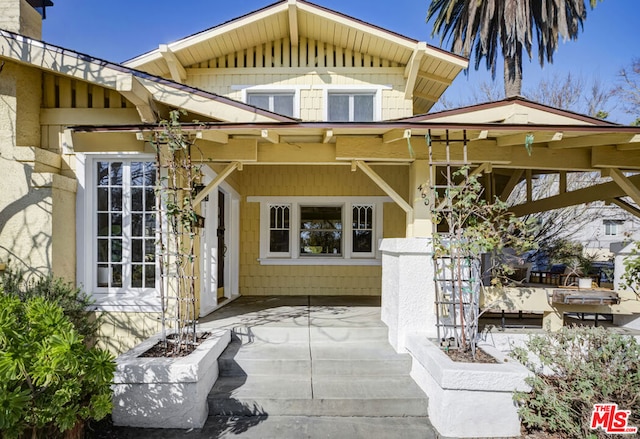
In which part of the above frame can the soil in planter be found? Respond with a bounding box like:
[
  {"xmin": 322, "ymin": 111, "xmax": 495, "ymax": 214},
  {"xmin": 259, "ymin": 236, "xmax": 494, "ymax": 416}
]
[
  {"xmin": 140, "ymin": 332, "xmax": 211, "ymax": 358},
  {"xmin": 444, "ymin": 346, "xmax": 499, "ymax": 363}
]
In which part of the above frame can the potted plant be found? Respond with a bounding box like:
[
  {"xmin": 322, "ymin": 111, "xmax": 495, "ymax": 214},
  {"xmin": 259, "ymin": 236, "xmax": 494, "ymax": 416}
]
[
  {"xmin": 110, "ymin": 111, "xmax": 231, "ymax": 429},
  {"xmin": 576, "ymin": 253, "xmax": 596, "ymax": 289}
]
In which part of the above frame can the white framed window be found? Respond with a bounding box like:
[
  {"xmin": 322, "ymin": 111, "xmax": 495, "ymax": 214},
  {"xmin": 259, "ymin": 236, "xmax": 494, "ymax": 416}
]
[
  {"xmin": 251, "ymin": 196, "xmax": 388, "ymax": 265},
  {"xmin": 267, "ymin": 204, "xmax": 291, "ymax": 257},
  {"xmin": 247, "ymin": 92, "xmax": 295, "ymax": 117},
  {"xmin": 604, "ymin": 220, "xmax": 621, "ymax": 236},
  {"xmin": 327, "ymin": 92, "xmax": 375, "ymax": 121},
  {"xmin": 77, "ymin": 154, "xmax": 161, "ymax": 312}
]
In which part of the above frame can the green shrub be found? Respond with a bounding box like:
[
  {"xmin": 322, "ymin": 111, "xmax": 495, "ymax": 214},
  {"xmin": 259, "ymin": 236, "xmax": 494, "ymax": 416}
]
[
  {"xmin": 1, "ymin": 267, "xmax": 98, "ymax": 341},
  {"xmin": 0, "ymin": 290, "xmax": 115, "ymax": 438},
  {"xmin": 512, "ymin": 326, "xmax": 640, "ymax": 438}
]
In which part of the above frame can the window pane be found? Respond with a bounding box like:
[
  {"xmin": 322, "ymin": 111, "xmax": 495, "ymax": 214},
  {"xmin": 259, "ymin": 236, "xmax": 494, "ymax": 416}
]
[
  {"xmin": 110, "ymin": 188, "xmax": 122, "ymax": 211},
  {"xmin": 97, "ymin": 188, "xmax": 109, "ymax": 211},
  {"xmin": 145, "ymin": 239, "xmax": 156, "ymax": 262},
  {"xmin": 301, "ymin": 206, "xmax": 342, "ymax": 230},
  {"xmin": 300, "ymin": 207, "xmax": 342, "ymax": 255},
  {"xmin": 270, "ymin": 230, "xmax": 290, "ymax": 253},
  {"xmin": 145, "ymin": 188, "xmax": 155, "ymax": 211},
  {"xmin": 353, "ymin": 205, "xmax": 373, "ymax": 229},
  {"xmin": 132, "ymin": 239, "xmax": 143, "ymax": 262},
  {"xmin": 131, "ymin": 188, "xmax": 143, "ymax": 212},
  {"xmin": 97, "ymin": 213, "xmax": 109, "ymax": 236},
  {"xmin": 97, "ymin": 264, "xmax": 109, "ymax": 287},
  {"xmin": 328, "ymin": 95, "xmax": 349, "ymax": 121},
  {"xmin": 273, "ymin": 95, "xmax": 294, "ymax": 117},
  {"xmin": 110, "ymin": 162, "xmax": 122, "ymax": 185},
  {"xmin": 354, "ymin": 95, "xmax": 374, "ymax": 121},
  {"xmin": 144, "ymin": 213, "xmax": 156, "ymax": 237},
  {"xmin": 132, "ymin": 213, "xmax": 143, "ymax": 237},
  {"xmin": 145, "ymin": 265, "xmax": 156, "ymax": 288},
  {"xmin": 131, "ymin": 162, "xmax": 144, "ymax": 186},
  {"xmin": 111, "ymin": 213, "xmax": 122, "ymax": 236},
  {"xmin": 112, "ymin": 265, "xmax": 122, "ymax": 287},
  {"xmin": 353, "ymin": 230, "xmax": 373, "ymax": 253},
  {"xmin": 248, "ymin": 94, "xmax": 269, "ymax": 111},
  {"xmin": 97, "ymin": 239, "xmax": 108, "ymax": 262},
  {"xmin": 97, "ymin": 162, "xmax": 110, "ymax": 186},
  {"xmin": 132, "ymin": 265, "xmax": 143, "ymax": 288},
  {"xmin": 144, "ymin": 162, "xmax": 156, "ymax": 186},
  {"xmin": 111, "ymin": 239, "xmax": 122, "ymax": 263}
]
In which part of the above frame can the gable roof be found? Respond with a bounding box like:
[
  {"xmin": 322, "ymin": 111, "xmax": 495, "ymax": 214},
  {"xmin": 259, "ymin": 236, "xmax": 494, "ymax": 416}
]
[
  {"xmin": 0, "ymin": 29, "xmax": 296, "ymax": 123},
  {"xmin": 123, "ymin": 0, "xmax": 468, "ymax": 113},
  {"xmin": 399, "ymin": 96, "xmax": 616, "ymax": 126}
]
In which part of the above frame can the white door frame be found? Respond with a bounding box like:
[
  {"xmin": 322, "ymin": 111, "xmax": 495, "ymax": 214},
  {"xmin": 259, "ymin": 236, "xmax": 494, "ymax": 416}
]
[{"xmin": 199, "ymin": 167, "xmax": 240, "ymax": 317}]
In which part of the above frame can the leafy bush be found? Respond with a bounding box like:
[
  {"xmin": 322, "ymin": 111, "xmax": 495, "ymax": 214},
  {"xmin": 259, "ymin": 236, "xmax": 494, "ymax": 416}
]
[
  {"xmin": 512, "ymin": 326, "xmax": 640, "ymax": 438},
  {"xmin": 0, "ymin": 290, "xmax": 115, "ymax": 438},
  {"xmin": 621, "ymin": 241, "xmax": 640, "ymax": 294},
  {"xmin": 1, "ymin": 267, "xmax": 98, "ymax": 341}
]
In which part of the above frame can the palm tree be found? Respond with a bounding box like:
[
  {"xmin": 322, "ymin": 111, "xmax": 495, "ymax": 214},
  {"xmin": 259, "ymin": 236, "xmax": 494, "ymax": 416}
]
[{"xmin": 427, "ymin": 0, "xmax": 601, "ymax": 97}]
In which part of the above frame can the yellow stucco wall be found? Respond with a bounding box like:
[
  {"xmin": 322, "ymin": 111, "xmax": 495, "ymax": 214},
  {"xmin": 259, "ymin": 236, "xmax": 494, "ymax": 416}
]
[
  {"xmin": 95, "ymin": 311, "xmax": 162, "ymax": 355},
  {"xmin": 237, "ymin": 164, "xmax": 407, "ymax": 296},
  {"xmin": 0, "ymin": 61, "xmax": 78, "ymax": 281}
]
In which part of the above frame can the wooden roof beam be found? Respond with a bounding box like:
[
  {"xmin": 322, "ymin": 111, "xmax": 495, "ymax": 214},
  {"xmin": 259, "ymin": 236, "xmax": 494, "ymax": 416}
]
[
  {"xmin": 496, "ymin": 131, "xmax": 561, "ymax": 147},
  {"xmin": 323, "ymin": 129, "xmax": 334, "ymax": 144},
  {"xmin": 593, "ymin": 146, "xmax": 640, "ymax": 169},
  {"xmin": 510, "ymin": 175, "xmax": 640, "ymax": 217},
  {"xmin": 196, "ymin": 130, "xmax": 229, "ymax": 144},
  {"xmin": 261, "ymin": 129, "xmax": 280, "ymax": 144},
  {"xmin": 404, "ymin": 42, "xmax": 426, "ymax": 99},
  {"xmin": 288, "ymin": 0, "xmax": 299, "ymax": 46},
  {"xmin": 610, "ymin": 198, "xmax": 640, "ymax": 219},
  {"xmin": 413, "ymin": 90, "xmax": 440, "ymax": 103},
  {"xmin": 547, "ymin": 133, "xmax": 638, "ymax": 150},
  {"xmin": 499, "ymin": 169, "xmax": 524, "ymax": 201},
  {"xmin": 194, "ymin": 162, "xmax": 240, "ymax": 205},
  {"xmin": 416, "ymin": 70, "xmax": 453, "ymax": 85},
  {"xmin": 603, "ymin": 168, "xmax": 640, "ymax": 207},
  {"xmin": 159, "ymin": 44, "xmax": 187, "ymax": 82},
  {"xmin": 116, "ymin": 74, "xmax": 157, "ymax": 123},
  {"xmin": 382, "ymin": 129, "xmax": 411, "ymax": 144}
]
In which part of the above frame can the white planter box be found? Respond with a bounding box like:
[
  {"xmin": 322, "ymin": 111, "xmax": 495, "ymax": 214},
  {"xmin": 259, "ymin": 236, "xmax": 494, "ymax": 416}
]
[
  {"xmin": 112, "ymin": 329, "xmax": 231, "ymax": 429},
  {"xmin": 406, "ymin": 335, "xmax": 531, "ymax": 438}
]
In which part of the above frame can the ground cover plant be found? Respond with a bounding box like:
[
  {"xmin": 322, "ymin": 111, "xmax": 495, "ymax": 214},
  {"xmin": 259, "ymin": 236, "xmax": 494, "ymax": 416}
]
[{"xmin": 511, "ymin": 326, "xmax": 640, "ymax": 438}]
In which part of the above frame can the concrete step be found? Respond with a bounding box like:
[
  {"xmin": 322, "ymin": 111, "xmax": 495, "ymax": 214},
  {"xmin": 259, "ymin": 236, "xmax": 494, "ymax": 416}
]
[
  {"xmin": 218, "ymin": 337, "xmax": 412, "ymax": 377},
  {"xmin": 202, "ymin": 415, "xmax": 437, "ymax": 439},
  {"xmin": 230, "ymin": 325, "xmax": 390, "ymax": 344},
  {"xmin": 208, "ymin": 375, "xmax": 428, "ymax": 417}
]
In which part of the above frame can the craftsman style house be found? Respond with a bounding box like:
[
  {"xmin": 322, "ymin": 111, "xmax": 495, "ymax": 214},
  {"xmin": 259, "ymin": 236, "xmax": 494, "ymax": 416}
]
[{"xmin": 2, "ymin": 0, "xmax": 640, "ymax": 352}]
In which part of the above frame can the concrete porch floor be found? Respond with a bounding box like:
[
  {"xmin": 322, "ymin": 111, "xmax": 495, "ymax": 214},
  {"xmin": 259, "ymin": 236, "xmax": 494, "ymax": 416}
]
[{"xmin": 101, "ymin": 296, "xmax": 439, "ymax": 439}]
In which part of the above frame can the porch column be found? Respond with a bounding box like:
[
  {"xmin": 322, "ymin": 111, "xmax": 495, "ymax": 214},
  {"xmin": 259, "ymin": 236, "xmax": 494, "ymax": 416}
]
[
  {"xmin": 380, "ymin": 238, "xmax": 436, "ymax": 352},
  {"xmin": 408, "ymin": 159, "xmax": 432, "ymax": 238}
]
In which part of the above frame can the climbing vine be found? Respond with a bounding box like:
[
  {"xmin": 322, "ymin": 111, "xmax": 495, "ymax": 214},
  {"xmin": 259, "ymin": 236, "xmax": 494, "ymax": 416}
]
[{"xmin": 152, "ymin": 110, "xmax": 203, "ymax": 355}]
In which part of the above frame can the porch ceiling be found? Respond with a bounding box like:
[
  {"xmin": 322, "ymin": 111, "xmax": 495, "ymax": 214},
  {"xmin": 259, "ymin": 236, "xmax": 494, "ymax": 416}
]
[
  {"xmin": 69, "ymin": 121, "xmax": 640, "ymax": 218},
  {"xmin": 70, "ymin": 121, "xmax": 640, "ymax": 171}
]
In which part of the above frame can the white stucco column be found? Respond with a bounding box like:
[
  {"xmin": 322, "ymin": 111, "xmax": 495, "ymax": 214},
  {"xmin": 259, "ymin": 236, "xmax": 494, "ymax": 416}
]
[
  {"xmin": 380, "ymin": 237, "xmax": 437, "ymax": 352},
  {"xmin": 407, "ymin": 160, "xmax": 432, "ymax": 238},
  {"xmin": 613, "ymin": 243, "xmax": 640, "ymax": 330}
]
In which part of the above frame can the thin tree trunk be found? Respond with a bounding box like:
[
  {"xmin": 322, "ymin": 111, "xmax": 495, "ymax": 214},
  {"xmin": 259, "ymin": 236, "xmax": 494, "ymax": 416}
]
[{"xmin": 503, "ymin": 48, "xmax": 523, "ymax": 97}]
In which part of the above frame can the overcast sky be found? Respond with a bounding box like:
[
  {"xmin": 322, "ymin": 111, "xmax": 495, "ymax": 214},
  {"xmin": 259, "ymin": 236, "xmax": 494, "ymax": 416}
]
[{"xmin": 41, "ymin": 0, "xmax": 639, "ymax": 123}]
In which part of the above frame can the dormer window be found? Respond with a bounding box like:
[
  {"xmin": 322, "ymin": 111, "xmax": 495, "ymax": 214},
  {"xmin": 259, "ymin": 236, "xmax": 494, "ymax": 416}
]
[{"xmin": 328, "ymin": 92, "xmax": 375, "ymax": 122}]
